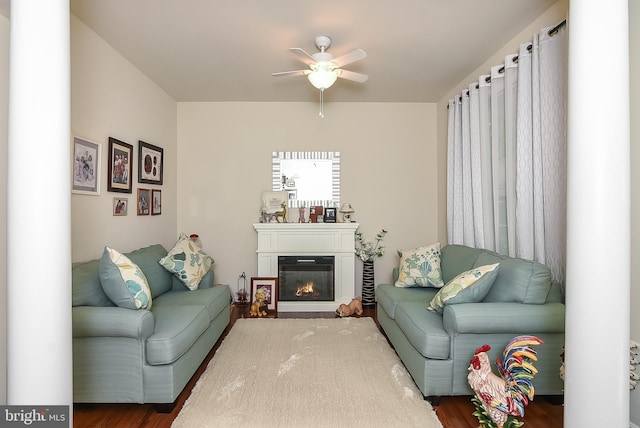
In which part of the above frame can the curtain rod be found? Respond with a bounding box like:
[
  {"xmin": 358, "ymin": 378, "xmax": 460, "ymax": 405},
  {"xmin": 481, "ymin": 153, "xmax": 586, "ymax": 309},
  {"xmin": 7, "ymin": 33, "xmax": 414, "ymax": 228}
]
[
  {"xmin": 451, "ymin": 18, "xmax": 567, "ymax": 105},
  {"xmin": 482, "ymin": 19, "xmax": 567, "ymax": 85}
]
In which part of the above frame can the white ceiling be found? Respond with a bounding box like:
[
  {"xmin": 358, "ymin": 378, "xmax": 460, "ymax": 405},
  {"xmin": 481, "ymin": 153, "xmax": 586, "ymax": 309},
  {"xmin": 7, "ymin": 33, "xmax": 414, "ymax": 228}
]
[{"xmin": 1, "ymin": 0, "xmax": 560, "ymax": 102}]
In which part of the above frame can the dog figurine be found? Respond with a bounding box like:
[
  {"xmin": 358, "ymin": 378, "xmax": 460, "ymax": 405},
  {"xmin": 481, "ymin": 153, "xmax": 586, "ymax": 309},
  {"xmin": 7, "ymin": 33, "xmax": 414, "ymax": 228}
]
[
  {"xmin": 250, "ymin": 288, "xmax": 268, "ymax": 317},
  {"xmin": 336, "ymin": 297, "xmax": 364, "ymax": 317}
]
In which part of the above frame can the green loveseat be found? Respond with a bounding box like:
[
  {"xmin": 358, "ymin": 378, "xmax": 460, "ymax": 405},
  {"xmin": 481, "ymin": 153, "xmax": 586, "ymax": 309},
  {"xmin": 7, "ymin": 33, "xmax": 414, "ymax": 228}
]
[
  {"xmin": 376, "ymin": 244, "xmax": 565, "ymax": 400},
  {"xmin": 72, "ymin": 244, "xmax": 231, "ymax": 407}
]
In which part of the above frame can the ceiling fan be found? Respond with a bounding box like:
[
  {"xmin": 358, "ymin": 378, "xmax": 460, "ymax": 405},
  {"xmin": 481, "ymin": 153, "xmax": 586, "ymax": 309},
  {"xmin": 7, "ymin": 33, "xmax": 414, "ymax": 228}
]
[{"xmin": 272, "ymin": 35, "xmax": 368, "ymax": 117}]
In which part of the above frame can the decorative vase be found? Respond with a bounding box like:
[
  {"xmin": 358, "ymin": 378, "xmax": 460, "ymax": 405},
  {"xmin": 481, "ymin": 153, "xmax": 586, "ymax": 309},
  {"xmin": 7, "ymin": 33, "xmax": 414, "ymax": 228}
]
[{"xmin": 362, "ymin": 260, "xmax": 375, "ymax": 308}]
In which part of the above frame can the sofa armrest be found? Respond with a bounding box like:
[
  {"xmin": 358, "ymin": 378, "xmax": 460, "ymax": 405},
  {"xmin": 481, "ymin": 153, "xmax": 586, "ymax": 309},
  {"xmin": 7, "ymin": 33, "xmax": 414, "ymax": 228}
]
[
  {"xmin": 72, "ymin": 306, "xmax": 155, "ymax": 339},
  {"xmin": 442, "ymin": 302, "xmax": 565, "ymax": 334}
]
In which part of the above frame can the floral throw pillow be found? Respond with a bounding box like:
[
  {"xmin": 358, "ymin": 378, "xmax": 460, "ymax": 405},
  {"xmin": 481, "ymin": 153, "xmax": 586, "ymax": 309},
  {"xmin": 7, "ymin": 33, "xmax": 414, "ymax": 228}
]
[
  {"xmin": 427, "ymin": 263, "xmax": 500, "ymax": 313},
  {"xmin": 159, "ymin": 233, "xmax": 214, "ymax": 290},
  {"xmin": 99, "ymin": 247, "xmax": 152, "ymax": 310},
  {"xmin": 394, "ymin": 243, "xmax": 444, "ymax": 288}
]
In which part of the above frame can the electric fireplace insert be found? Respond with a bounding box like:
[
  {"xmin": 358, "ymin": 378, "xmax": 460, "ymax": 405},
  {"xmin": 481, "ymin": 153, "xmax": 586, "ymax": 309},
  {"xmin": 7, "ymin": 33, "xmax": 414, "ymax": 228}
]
[{"xmin": 278, "ymin": 255, "xmax": 335, "ymax": 301}]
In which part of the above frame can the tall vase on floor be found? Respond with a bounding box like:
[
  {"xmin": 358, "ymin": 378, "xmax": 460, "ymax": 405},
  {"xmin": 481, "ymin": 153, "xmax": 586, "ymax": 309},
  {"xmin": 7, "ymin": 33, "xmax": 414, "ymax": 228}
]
[
  {"xmin": 361, "ymin": 260, "xmax": 376, "ymax": 308},
  {"xmin": 355, "ymin": 228, "xmax": 388, "ymax": 309}
]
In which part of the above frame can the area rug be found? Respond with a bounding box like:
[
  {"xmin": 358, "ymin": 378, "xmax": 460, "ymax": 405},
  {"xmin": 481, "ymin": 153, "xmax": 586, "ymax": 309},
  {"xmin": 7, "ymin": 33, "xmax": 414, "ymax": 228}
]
[{"xmin": 172, "ymin": 317, "xmax": 443, "ymax": 428}]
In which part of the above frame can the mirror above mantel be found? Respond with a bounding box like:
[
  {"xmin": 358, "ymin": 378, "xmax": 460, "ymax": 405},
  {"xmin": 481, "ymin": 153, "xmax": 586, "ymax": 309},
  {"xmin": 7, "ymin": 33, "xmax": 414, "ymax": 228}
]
[{"xmin": 272, "ymin": 151, "xmax": 340, "ymax": 208}]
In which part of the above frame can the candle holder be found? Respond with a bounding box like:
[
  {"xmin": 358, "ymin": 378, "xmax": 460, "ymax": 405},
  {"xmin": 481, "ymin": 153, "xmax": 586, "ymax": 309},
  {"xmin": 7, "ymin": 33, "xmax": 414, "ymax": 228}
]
[{"xmin": 236, "ymin": 272, "xmax": 249, "ymax": 307}]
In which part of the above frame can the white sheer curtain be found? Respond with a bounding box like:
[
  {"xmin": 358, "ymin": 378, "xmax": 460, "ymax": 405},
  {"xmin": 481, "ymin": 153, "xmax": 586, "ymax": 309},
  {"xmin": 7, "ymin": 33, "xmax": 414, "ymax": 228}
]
[{"xmin": 447, "ymin": 22, "xmax": 567, "ymax": 282}]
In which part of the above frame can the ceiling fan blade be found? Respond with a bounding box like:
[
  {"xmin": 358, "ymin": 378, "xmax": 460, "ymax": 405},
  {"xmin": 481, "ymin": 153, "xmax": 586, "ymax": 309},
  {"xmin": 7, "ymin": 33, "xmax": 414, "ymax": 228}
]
[
  {"xmin": 289, "ymin": 48, "xmax": 316, "ymax": 66},
  {"xmin": 337, "ymin": 69, "xmax": 368, "ymax": 83},
  {"xmin": 272, "ymin": 70, "xmax": 309, "ymax": 78},
  {"xmin": 331, "ymin": 49, "xmax": 367, "ymax": 68}
]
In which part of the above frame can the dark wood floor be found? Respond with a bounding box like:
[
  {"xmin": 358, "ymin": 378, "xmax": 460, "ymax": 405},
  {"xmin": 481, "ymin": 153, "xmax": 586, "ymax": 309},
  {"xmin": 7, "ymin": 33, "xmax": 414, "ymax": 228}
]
[{"xmin": 73, "ymin": 305, "xmax": 563, "ymax": 427}]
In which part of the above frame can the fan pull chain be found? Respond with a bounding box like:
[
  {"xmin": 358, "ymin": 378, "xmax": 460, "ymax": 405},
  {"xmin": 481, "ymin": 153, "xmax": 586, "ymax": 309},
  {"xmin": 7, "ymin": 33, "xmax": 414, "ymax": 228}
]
[{"xmin": 319, "ymin": 89, "xmax": 325, "ymax": 118}]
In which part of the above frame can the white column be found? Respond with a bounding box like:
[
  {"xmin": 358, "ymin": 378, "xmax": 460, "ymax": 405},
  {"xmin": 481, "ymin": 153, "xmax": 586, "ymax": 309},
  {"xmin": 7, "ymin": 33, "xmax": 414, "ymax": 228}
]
[
  {"xmin": 7, "ymin": 0, "xmax": 72, "ymax": 415},
  {"xmin": 565, "ymin": 2, "xmax": 630, "ymax": 427}
]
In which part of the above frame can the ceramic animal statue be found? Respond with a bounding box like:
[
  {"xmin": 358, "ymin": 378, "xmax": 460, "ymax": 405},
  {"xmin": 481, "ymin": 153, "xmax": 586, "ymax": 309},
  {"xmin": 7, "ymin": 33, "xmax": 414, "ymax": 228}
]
[
  {"xmin": 468, "ymin": 336, "xmax": 543, "ymax": 428},
  {"xmin": 250, "ymin": 288, "xmax": 268, "ymax": 317},
  {"xmin": 298, "ymin": 206, "xmax": 306, "ymax": 223},
  {"xmin": 335, "ymin": 297, "xmax": 364, "ymax": 317},
  {"xmin": 275, "ymin": 202, "xmax": 287, "ymax": 223}
]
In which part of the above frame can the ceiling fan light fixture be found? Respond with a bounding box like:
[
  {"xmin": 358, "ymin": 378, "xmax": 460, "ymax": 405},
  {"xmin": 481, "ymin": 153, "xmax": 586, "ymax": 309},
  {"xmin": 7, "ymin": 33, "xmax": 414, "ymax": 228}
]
[{"xmin": 307, "ymin": 63, "xmax": 338, "ymax": 90}]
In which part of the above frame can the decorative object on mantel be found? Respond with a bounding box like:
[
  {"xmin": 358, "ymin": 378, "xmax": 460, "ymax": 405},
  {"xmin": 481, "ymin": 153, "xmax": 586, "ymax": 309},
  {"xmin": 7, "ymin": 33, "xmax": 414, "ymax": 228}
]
[
  {"xmin": 298, "ymin": 206, "xmax": 306, "ymax": 223},
  {"xmin": 468, "ymin": 336, "xmax": 543, "ymax": 428},
  {"xmin": 355, "ymin": 228, "xmax": 388, "ymax": 308},
  {"xmin": 236, "ymin": 272, "xmax": 248, "ymax": 307},
  {"xmin": 275, "ymin": 202, "xmax": 288, "ymax": 223},
  {"xmin": 336, "ymin": 296, "xmax": 363, "ymax": 317},
  {"xmin": 340, "ymin": 203, "xmax": 354, "ymax": 222}
]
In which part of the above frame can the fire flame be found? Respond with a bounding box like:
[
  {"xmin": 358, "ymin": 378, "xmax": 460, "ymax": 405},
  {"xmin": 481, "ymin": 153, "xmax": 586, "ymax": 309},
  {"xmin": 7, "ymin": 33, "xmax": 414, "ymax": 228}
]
[{"xmin": 295, "ymin": 281, "xmax": 318, "ymax": 297}]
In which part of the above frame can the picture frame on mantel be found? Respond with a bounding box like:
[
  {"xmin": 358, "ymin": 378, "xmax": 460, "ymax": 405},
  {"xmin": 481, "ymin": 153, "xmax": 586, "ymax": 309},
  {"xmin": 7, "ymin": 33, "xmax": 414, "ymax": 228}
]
[
  {"xmin": 138, "ymin": 140, "xmax": 164, "ymax": 185},
  {"xmin": 324, "ymin": 207, "xmax": 337, "ymax": 223},
  {"xmin": 107, "ymin": 137, "xmax": 133, "ymax": 194}
]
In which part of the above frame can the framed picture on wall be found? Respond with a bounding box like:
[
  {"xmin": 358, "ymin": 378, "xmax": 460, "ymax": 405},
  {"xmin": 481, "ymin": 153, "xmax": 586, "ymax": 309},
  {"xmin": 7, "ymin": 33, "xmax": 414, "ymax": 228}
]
[
  {"xmin": 113, "ymin": 197, "xmax": 128, "ymax": 216},
  {"xmin": 72, "ymin": 136, "xmax": 101, "ymax": 195},
  {"xmin": 151, "ymin": 189, "xmax": 162, "ymax": 215},
  {"xmin": 137, "ymin": 188, "xmax": 150, "ymax": 215},
  {"xmin": 107, "ymin": 137, "xmax": 133, "ymax": 193},
  {"xmin": 250, "ymin": 277, "xmax": 278, "ymax": 314},
  {"xmin": 138, "ymin": 141, "xmax": 164, "ymax": 185}
]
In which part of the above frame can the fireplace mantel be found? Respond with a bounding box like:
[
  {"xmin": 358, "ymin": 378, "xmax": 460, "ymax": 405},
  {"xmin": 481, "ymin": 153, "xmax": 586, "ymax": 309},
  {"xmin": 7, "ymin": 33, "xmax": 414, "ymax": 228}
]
[{"xmin": 253, "ymin": 223, "xmax": 359, "ymax": 312}]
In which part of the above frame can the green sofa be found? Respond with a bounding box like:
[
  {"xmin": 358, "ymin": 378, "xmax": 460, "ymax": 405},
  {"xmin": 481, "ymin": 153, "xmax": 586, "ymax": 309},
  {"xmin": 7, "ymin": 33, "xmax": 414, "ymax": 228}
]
[
  {"xmin": 376, "ymin": 244, "xmax": 565, "ymax": 400},
  {"xmin": 72, "ymin": 244, "xmax": 231, "ymax": 407}
]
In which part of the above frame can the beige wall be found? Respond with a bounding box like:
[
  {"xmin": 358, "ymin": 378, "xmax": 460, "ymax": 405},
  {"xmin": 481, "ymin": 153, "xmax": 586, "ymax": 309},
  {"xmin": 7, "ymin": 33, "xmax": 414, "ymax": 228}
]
[
  {"xmin": 177, "ymin": 102, "xmax": 438, "ymax": 291},
  {"xmin": 0, "ymin": 13, "xmax": 8, "ymax": 405},
  {"xmin": 70, "ymin": 15, "xmax": 178, "ymax": 261}
]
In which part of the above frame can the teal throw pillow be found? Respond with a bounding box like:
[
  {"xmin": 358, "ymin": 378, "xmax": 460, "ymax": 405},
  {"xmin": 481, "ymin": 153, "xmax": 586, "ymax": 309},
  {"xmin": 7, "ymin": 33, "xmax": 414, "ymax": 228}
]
[
  {"xmin": 99, "ymin": 246, "xmax": 152, "ymax": 310},
  {"xmin": 427, "ymin": 263, "xmax": 500, "ymax": 313},
  {"xmin": 395, "ymin": 243, "xmax": 444, "ymax": 288},
  {"xmin": 159, "ymin": 233, "xmax": 214, "ymax": 290}
]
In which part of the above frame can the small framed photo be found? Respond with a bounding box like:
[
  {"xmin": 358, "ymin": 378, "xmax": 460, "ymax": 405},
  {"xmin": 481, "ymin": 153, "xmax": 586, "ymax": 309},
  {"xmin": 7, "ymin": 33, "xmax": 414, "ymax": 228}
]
[
  {"xmin": 262, "ymin": 191, "xmax": 288, "ymax": 213},
  {"xmin": 250, "ymin": 277, "xmax": 278, "ymax": 314},
  {"xmin": 324, "ymin": 207, "xmax": 337, "ymax": 223},
  {"xmin": 151, "ymin": 189, "xmax": 162, "ymax": 215},
  {"xmin": 113, "ymin": 198, "xmax": 128, "ymax": 216},
  {"xmin": 107, "ymin": 137, "xmax": 133, "ymax": 193},
  {"xmin": 72, "ymin": 136, "xmax": 101, "ymax": 195},
  {"xmin": 137, "ymin": 188, "xmax": 150, "ymax": 215},
  {"xmin": 138, "ymin": 141, "xmax": 164, "ymax": 185}
]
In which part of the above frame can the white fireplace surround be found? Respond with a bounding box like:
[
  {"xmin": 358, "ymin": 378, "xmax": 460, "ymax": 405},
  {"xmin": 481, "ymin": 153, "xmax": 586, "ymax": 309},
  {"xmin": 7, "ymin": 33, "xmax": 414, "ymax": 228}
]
[{"xmin": 253, "ymin": 222, "xmax": 359, "ymax": 312}]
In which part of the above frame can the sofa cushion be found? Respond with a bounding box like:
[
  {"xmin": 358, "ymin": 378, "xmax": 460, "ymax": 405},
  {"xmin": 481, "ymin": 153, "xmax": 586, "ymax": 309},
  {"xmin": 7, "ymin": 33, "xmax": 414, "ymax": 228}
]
[
  {"xmin": 72, "ymin": 258, "xmax": 113, "ymax": 307},
  {"xmin": 440, "ymin": 244, "xmax": 486, "ymax": 283},
  {"xmin": 146, "ymin": 305, "xmax": 210, "ymax": 365},
  {"xmin": 394, "ymin": 243, "xmax": 444, "ymax": 288},
  {"xmin": 153, "ymin": 284, "xmax": 231, "ymax": 322},
  {"xmin": 159, "ymin": 234, "xmax": 214, "ymax": 290},
  {"xmin": 473, "ymin": 253, "xmax": 552, "ymax": 304},
  {"xmin": 394, "ymin": 300, "xmax": 450, "ymax": 359},
  {"xmin": 377, "ymin": 284, "xmax": 438, "ymax": 319},
  {"xmin": 427, "ymin": 263, "xmax": 499, "ymax": 313},
  {"xmin": 99, "ymin": 247, "xmax": 152, "ymax": 310},
  {"xmin": 171, "ymin": 267, "xmax": 215, "ymax": 291},
  {"xmin": 127, "ymin": 244, "xmax": 173, "ymax": 297}
]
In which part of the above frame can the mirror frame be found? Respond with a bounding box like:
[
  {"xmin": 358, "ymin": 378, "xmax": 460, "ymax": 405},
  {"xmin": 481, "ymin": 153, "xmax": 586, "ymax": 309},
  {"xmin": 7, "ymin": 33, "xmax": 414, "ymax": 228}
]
[{"xmin": 272, "ymin": 151, "xmax": 340, "ymax": 208}]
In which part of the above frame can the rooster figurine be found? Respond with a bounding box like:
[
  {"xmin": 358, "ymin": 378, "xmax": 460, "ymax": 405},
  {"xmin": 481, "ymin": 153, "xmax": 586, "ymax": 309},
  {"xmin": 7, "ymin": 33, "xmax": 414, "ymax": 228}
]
[{"xmin": 468, "ymin": 335, "xmax": 543, "ymax": 428}]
